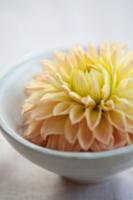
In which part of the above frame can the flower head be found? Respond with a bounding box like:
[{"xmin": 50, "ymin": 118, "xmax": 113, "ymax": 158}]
[{"xmin": 22, "ymin": 43, "xmax": 133, "ymax": 151}]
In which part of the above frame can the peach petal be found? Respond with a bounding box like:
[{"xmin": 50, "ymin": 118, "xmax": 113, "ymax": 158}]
[
  {"xmin": 113, "ymin": 128, "xmax": 128, "ymax": 148},
  {"xmin": 127, "ymin": 133, "xmax": 133, "ymax": 144},
  {"xmin": 23, "ymin": 121, "xmax": 42, "ymax": 139},
  {"xmin": 107, "ymin": 110, "xmax": 127, "ymax": 131},
  {"xmin": 64, "ymin": 118, "xmax": 78, "ymax": 144},
  {"xmin": 93, "ymin": 116, "xmax": 112, "ymax": 144},
  {"xmin": 91, "ymin": 137, "xmax": 114, "ymax": 152},
  {"xmin": 78, "ymin": 120, "xmax": 94, "ymax": 150},
  {"xmin": 98, "ymin": 137, "xmax": 114, "ymax": 150},
  {"xmin": 30, "ymin": 135, "xmax": 43, "ymax": 145},
  {"xmin": 90, "ymin": 140, "xmax": 102, "ymax": 152},
  {"xmin": 71, "ymin": 141, "xmax": 81, "ymax": 151},
  {"xmin": 86, "ymin": 108, "xmax": 101, "ymax": 130},
  {"xmin": 69, "ymin": 104, "xmax": 85, "ymax": 124},
  {"xmin": 45, "ymin": 135, "xmax": 56, "ymax": 149},
  {"xmin": 126, "ymin": 116, "xmax": 133, "ymax": 132},
  {"xmin": 41, "ymin": 116, "xmax": 66, "ymax": 139}
]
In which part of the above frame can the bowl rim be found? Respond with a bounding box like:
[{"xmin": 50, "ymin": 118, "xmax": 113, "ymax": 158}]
[{"xmin": 0, "ymin": 49, "xmax": 133, "ymax": 159}]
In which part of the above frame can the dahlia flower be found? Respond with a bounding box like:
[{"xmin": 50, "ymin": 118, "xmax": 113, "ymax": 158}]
[{"xmin": 22, "ymin": 43, "xmax": 133, "ymax": 152}]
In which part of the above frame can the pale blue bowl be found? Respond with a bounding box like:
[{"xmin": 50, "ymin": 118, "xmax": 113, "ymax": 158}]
[{"xmin": 0, "ymin": 51, "xmax": 133, "ymax": 183}]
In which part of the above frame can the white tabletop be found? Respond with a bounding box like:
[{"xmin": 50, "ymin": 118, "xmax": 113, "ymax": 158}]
[{"xmin": 0, "ymin": 0, "xmax": 133, "ymax": 199}]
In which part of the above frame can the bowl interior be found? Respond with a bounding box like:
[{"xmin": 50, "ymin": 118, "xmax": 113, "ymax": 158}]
[
  {"xmin": 1, "ymin": 51, "xmax": 133, "ymax": 160},
  {"xmin": 0, "ymin": 53, "xmax": 52, "ymax": 136}
]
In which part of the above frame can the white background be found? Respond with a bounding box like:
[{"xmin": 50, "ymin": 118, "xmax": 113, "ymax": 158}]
[{"xmin": 0, "ymin": 0, "xmax": 133, "ymax": 199}]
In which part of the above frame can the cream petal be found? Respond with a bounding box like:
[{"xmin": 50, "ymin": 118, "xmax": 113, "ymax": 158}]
[
  {"xmin": 81, "ymin": 96, "xmax": 96, "ymax": 107},
  {"xmin": 23, "ymin": 121, "xmax": 41, "ymax": 139},
  {"xmin": 78, "ymin": 120, "xmax": 94, "ymax": 150},
  {"xmin": 69, "ymin": 104, "xmax": 85, "ymax": 124},
  {"xmin": 25, "ymin": 91, "xmax": 43, "ymax": 104},
  {"xmin": 23, "ymin": 112, "xmax": 33, "ymax": 125},
  {"xmin": 100, "ymin": 42, "xmax": 110, "ymax": 65},
  {"xmin": 26, "ymin": 80, "xmax": 45, "ymax": 91},
  {"xmin": 54, "ymin": 51, "xmax": 73, "ymax": 73},
  {"xmin": 40, "ymin": 92, "xmax": 70, "ymax": 102},
  {"xmin": 42, "ymin": 72, "xmax": 62, "ymax": 88},
  {"xmin": 93, "ymin": 116, "xmax": 113, "ymax": 144},
  {"xmin": 54, "ymin": 51, "xmax": 65, "ymax": 61},
  {"xmin": 71, "ymin": 70, "xmax": 90, "ymax": 97},
  {"xmin": 88, "ymin": 43, "xmax": 99, "ymax": 62},
  {"xmin": 32, "ymin": 102, "xmax": 57, "ymax": 120},
  {"xmin": 53, "ymin": 102, "xmax": 71, "ymax": 116},
  {"xmin": 41, "ymin": 60, "xmax": 59, "ymax": 77},
  {"xmin": 102, "ymin": 99, "xmax": 115, "ymax": 111},
  {"xmin": 22, "ymin": 103, "xmax": 35, "ymax": 114},
  {"xmin": 85, "ymin": 108, "xmax": 101, "ymax": 130},
  {"xmin": 119, "ymin": 54, "xmax": 133, "ymax": 78},
  {"xmin": 110, "ymin": 43, "xmax": 126, "ymax": 66},
  {"xmin": 89, "ymin": 70, "xmax": 101, "ymax": 101},
  {"xmin": 116, "ymin": 78, "xmax": 133, "ymax": 97},
  {"xmin": 64, "ymin": 118, "xmax": 78, "ymax": 144},
  {"xmin": 98, "ymin": 65, "xmax": 111, "ymax": 100},
  {"xmin": 61, "ymin": 84, "xmax": 81, "ymax": 102},
  {"xmin": 69, "ymin": 91, "xmax": 82, "ymax": 102},
  {"xmin": 107, "ymin": 110, "xmax": 127, "ymax": 131},
  {"xmin": 41, "ymin": 116, "xmax": 66, "ymax": 139}
]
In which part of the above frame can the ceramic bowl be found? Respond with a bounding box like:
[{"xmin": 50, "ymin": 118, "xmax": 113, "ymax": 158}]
[{"xmin": 0, "ymin": 51, "xmax": 133, "ymax": 184}]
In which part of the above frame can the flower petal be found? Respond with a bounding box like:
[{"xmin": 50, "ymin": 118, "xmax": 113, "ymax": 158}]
[
  {"xmin": 126, "ymin": 116, "xmax": 133, "ymax": 132},
  {"xmin": 61, "ymin": 84, "xmax": 81, "ymax": 102},
  {"xmin": 53, "ymin": 102, "xmax": 71, "ymax": 116},
  {"xmin": 22, "ymin": 103, "xmax": 35, "ymax": 114},
  {"xmin": 91, "ymin": 137, "xmax": 114, "ymax": 152},
  {"xmin": 32, "ymin": 102, "xmax": 57, "ymax": 120},
  {"xmin": 64, "ymin": 118, "xmax": 78, "ymax": 144},
  {"xmin": 93, "ymin": 116, "xmax": 113, "ymax": 144},
  {"xmin": 41, "ymin": 116, "xmax": 66, "ymax": 139},
  {"xmin": 127, "ymin": 133, "xmax": 133, "ymax": 144},
  {"xmin": 23, "ymin": 121, "xmax": 42, "ymax": 139},
  {"xmin": 107, "ymin": 110, "xmax": 127, "ymax": 131},
  {"xmin": 69, "ymin": 104, "xmax": 85, "ymax": 124},
  {"xmin": 40, "ymin": 92, "xmax": 70, "ymax": 102},
  {"xmin": 85, "ymin": 108, "xmax": 101, "ymax": 130},
  {"xmin": 113, "ymin": 128, "xmax": 128, "ymax": 148},
  {"xmin": 78, "ymin": 120, "xmax": 94, "ymax": 150},
  {"xmin": 71, "ymin": 70, "xmax": 90, "ymax": 97},
  {"xmin": 81, "ymin": 96, "xmax": 96, "ymax": 107}
]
